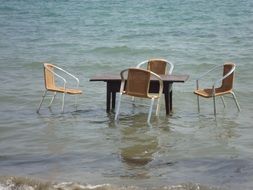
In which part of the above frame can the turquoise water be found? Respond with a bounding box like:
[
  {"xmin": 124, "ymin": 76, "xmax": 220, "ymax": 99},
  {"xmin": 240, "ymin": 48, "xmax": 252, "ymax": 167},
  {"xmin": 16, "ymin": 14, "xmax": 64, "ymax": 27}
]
[{"xmin": 0, "ymin": 0, "xmax": 253, "ymax": 189}]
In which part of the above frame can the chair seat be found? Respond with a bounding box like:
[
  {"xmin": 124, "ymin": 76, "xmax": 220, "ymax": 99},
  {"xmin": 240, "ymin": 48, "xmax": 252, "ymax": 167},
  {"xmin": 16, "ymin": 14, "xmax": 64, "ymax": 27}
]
[
  {"xmin": 123, "ymin": 91, "xmax": 159, "ymax": 99},
  {"xmin": 194, "ymin": 88, "xmax": 232, "ymax": 98},
  {"xmin": 48, "ymin": 87, "xmax": 82, "ymax": 94}
]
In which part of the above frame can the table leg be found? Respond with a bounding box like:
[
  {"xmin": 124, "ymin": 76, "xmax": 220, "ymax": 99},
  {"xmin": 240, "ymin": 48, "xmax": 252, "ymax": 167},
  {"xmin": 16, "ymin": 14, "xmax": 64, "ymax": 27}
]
[
  {"xmin": 106, "ymin": 81, "xmax": 120, "ymax": 112},
  {"xmin": 164, "ymin": 89, "xmax": 170, "ymax": 115},
  {"xmin": 164, "ymin": 83, "xmax": 173, "ymax": 115},
  {"xmin": 106, "ymin": 83, "xmax": 111, "ymax": 112},
  {"xmin": 170, "ymin": 89, "xmax": 172, "ymax": 111}
]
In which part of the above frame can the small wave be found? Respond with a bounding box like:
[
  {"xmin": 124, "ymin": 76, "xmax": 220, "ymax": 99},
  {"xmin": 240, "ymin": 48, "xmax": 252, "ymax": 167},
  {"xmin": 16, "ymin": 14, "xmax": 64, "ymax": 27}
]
[
  {"xmin": 0, "ymin": 6, "xmax": 17, "ymax": 12},
  {"xmin": 90, "ymin": 46, "xmax": 137, "ymax": 54},
  {"xmin": 24, "ymin": 62, "xmax": 44, "ymax": 69},
  {"xmin": 89, "ymin": 46, "xmax": 163, "ymax": 56},
  {"xmin": 0, "ymin": 176, "xmax": 51, "ymax": 190},
  {"xmin": 0, "ymin": 176, "xmax": 224, "ymax": 190}
]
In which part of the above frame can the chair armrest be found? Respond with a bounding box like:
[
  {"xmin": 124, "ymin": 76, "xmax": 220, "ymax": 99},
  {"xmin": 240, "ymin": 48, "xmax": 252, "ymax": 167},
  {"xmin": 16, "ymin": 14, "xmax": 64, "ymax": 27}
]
[
  {"xmin": 167, "ymin": 61, "xmax": 174, "ymax": 74},
  {"xmin": 120, "ymin": 69, "xmax": 128, "ymax": 93},
  {"xmin": 52, "ymin": 65, "xmax": 80, "ymax": 88},
  {"xmin": 196, "ymin": 65, "xmax": 222, "ymax": 81},
  {"xmin": 53, "ymin": 65, "xmax": 80, "ymax": 82},
  {"xmin": 195, "ymin": 65, "xmax": 223, "ymax": 89},
  {"xmin": 213, "ymin": 65, "xmax": 235, "ymax": 87},
  {"xmin": 136, "ymin": 60, "xmax": 148, "ymax": 68}
]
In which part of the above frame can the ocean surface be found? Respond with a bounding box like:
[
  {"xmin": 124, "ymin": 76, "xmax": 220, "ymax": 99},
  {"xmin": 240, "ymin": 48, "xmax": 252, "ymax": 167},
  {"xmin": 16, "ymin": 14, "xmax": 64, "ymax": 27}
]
[{"xmin": 0, "ymin": 0, "xmax": 253, "ymax": 189}]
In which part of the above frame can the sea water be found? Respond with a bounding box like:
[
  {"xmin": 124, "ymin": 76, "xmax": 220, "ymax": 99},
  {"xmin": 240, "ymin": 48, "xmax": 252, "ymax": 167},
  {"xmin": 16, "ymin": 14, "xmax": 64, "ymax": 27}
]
[{"xmin": 0, "ymin": 0, "xmax": 253, "ymax": 189}]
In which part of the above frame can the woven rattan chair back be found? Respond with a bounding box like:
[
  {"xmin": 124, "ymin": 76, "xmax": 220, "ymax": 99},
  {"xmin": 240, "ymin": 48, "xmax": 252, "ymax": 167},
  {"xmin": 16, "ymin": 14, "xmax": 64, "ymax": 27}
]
[
  {"xmin": 44, "ymin": 63, "xmax": 56, "ymax": 90},
  {"xmin": 147, "ymin": 59, "xmax": 167, "ymax": 75},
  {"xmin": 125, "ymin": 68, "xmax": 151, "ymax": 98},
  {"xmin": 220, "ymin": 63, "xmax": 234, "ymax": 91}
]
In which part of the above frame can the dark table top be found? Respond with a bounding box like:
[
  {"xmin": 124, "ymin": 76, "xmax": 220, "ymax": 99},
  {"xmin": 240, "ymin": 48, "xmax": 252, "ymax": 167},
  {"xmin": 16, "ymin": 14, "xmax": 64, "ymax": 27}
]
[{"xmin": 90, "ymin": 73, "xmax": 189, "ymax": 82}]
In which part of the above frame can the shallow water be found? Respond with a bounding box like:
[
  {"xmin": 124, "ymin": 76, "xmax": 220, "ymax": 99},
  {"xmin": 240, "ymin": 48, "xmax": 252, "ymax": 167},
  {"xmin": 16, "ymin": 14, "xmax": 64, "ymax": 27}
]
[{"xmin": 0, "ymin": 0, "xmax": 253, "ymax": 189}]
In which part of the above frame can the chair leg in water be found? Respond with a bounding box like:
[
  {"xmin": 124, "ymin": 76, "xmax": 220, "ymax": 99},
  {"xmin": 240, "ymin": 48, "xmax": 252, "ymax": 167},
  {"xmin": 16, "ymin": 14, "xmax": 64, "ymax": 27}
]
[
  {"xmin": 115, "ymin": 93, "xmax": 122, "ymax": 121},
  {"xmin": 37, "ymin": 91, "xmax": 47, "ymax": 113}
]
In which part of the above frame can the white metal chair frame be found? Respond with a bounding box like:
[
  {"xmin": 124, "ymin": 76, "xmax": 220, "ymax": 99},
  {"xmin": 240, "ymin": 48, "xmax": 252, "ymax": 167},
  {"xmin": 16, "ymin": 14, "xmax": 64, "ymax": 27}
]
[
  {"xmin": 136, "ymin": 58, "xmax": 174, "ymax": 74},
  {"xmin": 195, "ymin": 64, "xmax": 241, "ymax": 115},
  {"xmin": 37, "ymin": 63, "xmax": 81, "ymax": 113},
  {"xmin": 114, "ymin": 68, "xmax": 163, "ymax": 123}
]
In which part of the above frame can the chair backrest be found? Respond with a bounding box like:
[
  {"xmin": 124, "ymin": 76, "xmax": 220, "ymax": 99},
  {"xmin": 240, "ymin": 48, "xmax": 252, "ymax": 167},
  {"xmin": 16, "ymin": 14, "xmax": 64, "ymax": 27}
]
[
  {"xmin": 220, "ymin": 63, "xmax": 235, "ymax": 91},
  {"xmin": 44, "ymin": 63, "xmax": 56, "ymax": 90},
  {"xmin": 125, "ymin": 68, "xmax": 151, "ymax": 98},
  {"xmin": 137, "ymin": 59, "xmax": 173, "ymax": 75},
  {"xmin": 147, "ymin": 59, "xmax": 167, "ymax": 75}
]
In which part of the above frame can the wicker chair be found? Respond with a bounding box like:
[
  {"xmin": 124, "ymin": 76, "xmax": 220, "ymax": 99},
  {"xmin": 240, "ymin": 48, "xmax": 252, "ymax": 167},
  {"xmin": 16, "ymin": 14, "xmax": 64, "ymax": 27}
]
[
  {"xmin": 37, "ymin": 63, "xmax": 82, "ymax": 113},
  {"xmin": 114, "ymin": 68, "xmax": 163, "ymax": 123},
  {"xmin": 194, "ymin": 63, "xmax": 240, "ymax": 115}
]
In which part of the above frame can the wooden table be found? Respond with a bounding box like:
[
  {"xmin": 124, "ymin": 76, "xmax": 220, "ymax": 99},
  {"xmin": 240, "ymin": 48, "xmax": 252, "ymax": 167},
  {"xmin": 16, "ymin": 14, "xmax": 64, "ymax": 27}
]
[{"xmin": 90, "ymin": 73, "xmax": 189, "ymax": 115}]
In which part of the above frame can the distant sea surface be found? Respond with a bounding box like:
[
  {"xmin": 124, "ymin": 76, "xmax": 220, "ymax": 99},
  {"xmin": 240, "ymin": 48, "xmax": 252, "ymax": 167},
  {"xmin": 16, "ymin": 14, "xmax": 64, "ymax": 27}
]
[{"xmin": 0, "ymin": 0, "xmax": 253, "ymax": 189}]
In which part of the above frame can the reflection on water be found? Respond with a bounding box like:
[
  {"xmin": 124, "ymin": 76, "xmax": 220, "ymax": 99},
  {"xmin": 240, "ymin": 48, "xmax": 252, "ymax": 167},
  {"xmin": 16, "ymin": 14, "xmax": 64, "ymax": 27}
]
[
  {"xmin": 120, "ymin": 125, "xmax": 158, "ymax": 166},
  {"xmin": 114, "ymin": 114, "xmax": 160, "ymax": 179}
]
